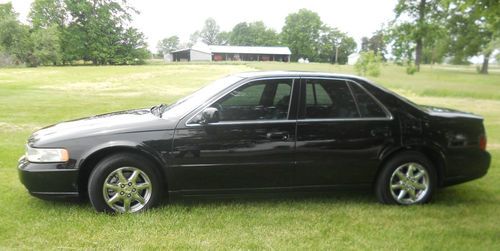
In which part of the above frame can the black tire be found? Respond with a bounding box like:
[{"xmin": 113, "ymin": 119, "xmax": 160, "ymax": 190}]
[
  {"xmin": 375, "ymin": 151, "xmax": 437, "ymax": 205},
  {"xmin": 88, "ymin": 153, "xmax": 163, "ymax": 213}
]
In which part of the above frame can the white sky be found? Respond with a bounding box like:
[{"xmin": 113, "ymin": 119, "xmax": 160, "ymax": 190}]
[{"xmin": 4, "ymin": 0, "xmax": 398, "ymax": 52}]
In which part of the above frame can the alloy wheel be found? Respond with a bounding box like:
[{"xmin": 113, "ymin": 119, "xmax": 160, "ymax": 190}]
[
  {"xmin": 102, "ymin": 166, "xmax": 152, "ymax": 213},
  {"xmin": 389, "ymin": 162, "xmax": 430, "ymax": 205}
]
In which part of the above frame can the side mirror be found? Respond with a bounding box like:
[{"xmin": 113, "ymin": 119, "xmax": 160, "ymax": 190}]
[{"xmin": 201, "ymin": 107, "xmax": 220, "ymax": 124}]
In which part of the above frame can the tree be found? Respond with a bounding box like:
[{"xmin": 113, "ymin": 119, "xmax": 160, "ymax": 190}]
[
  {"xmin": 355, "ymin": 51, "xmax": 382, "ymax": 77},
  {"xmin": 229, "ymin": 21, "xmax": 279, "ymax": 46},
  {"xmin": 199, "ymin": 18, "xmax": 220, "ymax": 45},
  {"xmin": 216, "ymin": 31, "xmax": 231, "ymax": 45},
  {"xmin": 62, "ymin": 0, "xmax": 148, "ymax": 65},
  {"xmin": 157, "ymin": 36, "xmax": 179, "ymax": 56},
  {"xmin": 0, "ymin": 3, "xmax": 36, "ymax": 66},
  {"xmin": 318, "ymin": 26, "xmax": 357, "ymax": 64},
  {"xmin": 186, "ymin": 31, "xmax": 198, "ymax": 47},
  {"xmin": 28, "ymin": 0, "xmax": 65, "ymax": 30},
  {"xmin": 446, "ymin": 0, "xmax": 499, "ymax": 74},
  {"xmin": 360, "ymin": 29, "xmax": 387, "ymax": 60},
  {"xmin": 390, "ymin": 0, "xmax": 444, "ymax": 71},
  {"xmin": 32, "ymin": 25, "xmax": 62, "ymax": 65},
  {"xmin": 281, "ymin": 9, "xmax": 323, "ymax": 61},
  {"xmin": 114, "ymin": 27, "xmax": 150, "ymax": 64},
  {"xmin": 0, "ymin": 2, "xmax": 16, "ymax": 19}
]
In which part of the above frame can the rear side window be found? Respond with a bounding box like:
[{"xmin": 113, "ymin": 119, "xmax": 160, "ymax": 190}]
[
  {"xmin": 304, "ymin": 79, "xmax": 359, "ymax": 119},
  {"xmin": 349, "ymin": 82, "xmax": 387, "ymax": 118}
]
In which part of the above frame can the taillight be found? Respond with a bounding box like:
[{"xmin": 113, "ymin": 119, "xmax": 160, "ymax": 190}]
[{"xmin": 479, "ymin": 134, "xmax": 487, "ymax": 150}]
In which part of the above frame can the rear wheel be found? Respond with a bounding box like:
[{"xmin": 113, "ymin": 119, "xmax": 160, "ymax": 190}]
[
  {"xmin": 375, "ymin": 152, "xmax": 436, "ymax": 205},
  {"xmin": 88, "ymin": 153, "xmax": 162, "ymax": 213}
]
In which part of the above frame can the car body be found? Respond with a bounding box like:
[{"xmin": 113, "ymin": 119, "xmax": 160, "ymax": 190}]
[{"xmin": 18, "ymin": 71, "xmax": 491, "ymax": 212}]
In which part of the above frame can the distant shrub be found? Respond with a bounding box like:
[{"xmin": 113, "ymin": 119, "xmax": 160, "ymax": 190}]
[
  {"xmin": 406, "ymin": 64, "xmax": 417, "ymax": 75},
  {"xmin": 0, "ymin": 52, "xmax": 15, "ymax": 67},
  {"xmin": 354, "ymin": 51, "xmax": 382, "ymax": 77}
]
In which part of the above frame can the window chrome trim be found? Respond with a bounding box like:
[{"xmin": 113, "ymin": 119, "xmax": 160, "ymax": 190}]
[
  {"xmin": 297, "ymin": 117, "xmax": 392, "ymax": 123},
  {"xmin": 200, "ymin": 119, "xmax": 296, "ymax": 126},
  {"xmin": 185, "ymin": 77, "xmax": 297, "ymax": 127}
]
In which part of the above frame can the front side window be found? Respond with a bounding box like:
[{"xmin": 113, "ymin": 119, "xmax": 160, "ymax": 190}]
[
  {"xmin": 304, "ymin": 79, "xmax": 359, "ymax": 119},
  {"xmin": 211, "ymin": 79, "xmax": 293, "ymax": 121}
]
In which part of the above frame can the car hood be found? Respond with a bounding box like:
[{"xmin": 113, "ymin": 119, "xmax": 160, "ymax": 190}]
[
  {"xmin": 29, "ymin": 108, "xmax": 175, "ymax": 146},
  {"xmin": 421, "ymin": 105, "xmax": 483, "ymax": 120}
]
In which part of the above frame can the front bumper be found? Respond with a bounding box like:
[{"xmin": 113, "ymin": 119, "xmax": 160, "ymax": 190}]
[{"xmin": 18, "ymin": 156, "xmax": 79, "ymax": 200}]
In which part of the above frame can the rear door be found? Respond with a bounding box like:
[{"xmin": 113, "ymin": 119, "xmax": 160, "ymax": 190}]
[{"xmin": 295, "ymin": 78, "xmax": 396, "ymax": 186}]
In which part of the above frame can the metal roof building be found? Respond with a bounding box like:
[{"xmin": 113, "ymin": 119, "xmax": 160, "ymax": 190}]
[{"xmin": 171, "ymin": 44, "xmax": 291, "ymax": 62}]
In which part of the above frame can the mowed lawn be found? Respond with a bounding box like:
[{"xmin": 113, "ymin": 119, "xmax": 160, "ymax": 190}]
[{"xmin": 0, "ymin": 63, "xmax": 499, "ymax": 250}]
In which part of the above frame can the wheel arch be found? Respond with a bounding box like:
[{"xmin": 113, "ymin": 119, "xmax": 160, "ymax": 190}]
[
  {"xmin": 77, "ymin": 144, "xmax": 169, "ymax": 199},
  {"xmin": 375, "ymin": 145, "xmax": 446, "ymax": 187}
]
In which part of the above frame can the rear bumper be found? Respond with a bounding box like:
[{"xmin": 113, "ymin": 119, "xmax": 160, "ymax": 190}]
[
  {"xmin": 18, "ymin": 156, "xmax": 79, "ymax": 200},
  {"xmin": 443, "ymin": 150, "xmax": 491, "ymax": 187}
]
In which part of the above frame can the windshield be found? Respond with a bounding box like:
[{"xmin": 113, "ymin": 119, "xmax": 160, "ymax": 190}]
[{"xmin": 161, "ymin": 75, "xmax": 243, "ymax": 120}]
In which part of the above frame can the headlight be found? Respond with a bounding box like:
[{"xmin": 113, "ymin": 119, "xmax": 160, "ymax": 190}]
[{"xmin": 26, "ymin": 146, "xmax": 69, "ymax": 163}]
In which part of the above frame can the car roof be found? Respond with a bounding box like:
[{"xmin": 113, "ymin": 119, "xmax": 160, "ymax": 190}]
[{"xmin": 234, "ymin": 71, "xmax": 367, "ymax": 81}]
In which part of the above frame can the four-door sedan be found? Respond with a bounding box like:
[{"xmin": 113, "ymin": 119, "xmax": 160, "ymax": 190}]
[{"xmin": 19, "ymin": 71, "xmax": 491, "ymax": 213}]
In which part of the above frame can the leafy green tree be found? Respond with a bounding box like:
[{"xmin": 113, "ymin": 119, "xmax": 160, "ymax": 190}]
[
  {"xmin": 354, "ymin": 51, "xmax": 382, "ymax": 77},
  {"xmin": 318, "ymin": 26, "xmax": 357, "ymax": 64},
  {"xmin": 199, "ymin": 18, "xmax": 220, "ymax": 45},
  {"xmin": 446, "ymin": 0, "xmax": 499, "ymax": 74},
  {"xmin": 281, "ymin": 9, "xmax": 323, "ymax": 61},
  {"xmin": 361, "ymin": 29, "xmax": 387, "ymax": 60},
  {"xmin": 0, "ymin": 2, "xmax": 16, "ymax": 19},
  {"xmin": 229, "ymin": 21, "xmax": 279, "ymax": 46},
  {"xmin": 114, "ymin": 27, "xmax": 150, "ymax": 64},
  {"xmin": 31, "ymin": 25, "xmax": 62, "ymax": 65},
  {"xmin": 216, "ymin": 31, "xmax": 231, "ymax": 45},
  {"xmin": 28, "ymin": 0, "xmax": 65, "ymax": 30},
  {"xmin": 157, "ymin": 36, "xmax": 179, "ymax": 56},
  {"xmin": 387, "ymin": 23, "xmax": 414, "ymax": 65},
  {"xmin": 389, "ymin": 0, "xmax": 444, "ymax": 71},
  {"xmin": 61, "ymin": 0, "xmax": 147, "ymax": 65},
  {"xmin": 0, "ymin": 3, "xmax": 36, "ymax": 66}
]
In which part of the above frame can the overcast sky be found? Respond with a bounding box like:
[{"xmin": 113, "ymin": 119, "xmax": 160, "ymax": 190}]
[{"xmin": 4, "ymin": 0, "xmax": 398, "ymax": 51}]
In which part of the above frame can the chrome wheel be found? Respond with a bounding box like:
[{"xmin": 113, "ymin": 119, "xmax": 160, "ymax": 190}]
[
  {"xmin": 102, "ymin": 167, "xmax": 152, "ymax": 213},
  {"xmin": 389, "ymin": 162, "xmax": 430, "ymax": 205}
]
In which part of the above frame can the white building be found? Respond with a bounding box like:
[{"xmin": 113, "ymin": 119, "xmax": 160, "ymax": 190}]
[{"xmin": 171, "ymin": 43, "xmax": 291, "ymax": 62}]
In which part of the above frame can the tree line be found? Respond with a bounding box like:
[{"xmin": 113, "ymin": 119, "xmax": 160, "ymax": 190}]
[
  {"xmin": 1, "ymin": 0, "xmax": 498, "ymax": 74},
  {"xmin": 0, "ymin": 0, "xmax": 149, "ymax": 67},
  {"xmin": 158, "ymin": 1, "xmax": 498, "ymax": 74},
  {"xmin": 157, "ymin": 9, "xmax": 357, "ymax": 64}
]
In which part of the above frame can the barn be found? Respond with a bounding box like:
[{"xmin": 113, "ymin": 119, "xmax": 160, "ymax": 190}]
[
  {"xmin": 171, "ymin": 45, "xmax": 212, "ymax": 62},
  {"xmin": 171, "ymin": 44, "xmax": 291, "ymax": 62}
]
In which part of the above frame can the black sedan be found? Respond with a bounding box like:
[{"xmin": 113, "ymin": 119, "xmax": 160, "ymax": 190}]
[{"xmin": 18, "ymin": 71, "xmax": 491, "ymax": 213}]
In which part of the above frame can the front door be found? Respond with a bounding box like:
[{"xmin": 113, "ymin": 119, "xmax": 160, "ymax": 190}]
[
  {"xmin": 171, "ymin": 78, "xmax": 298, "ymax": 192},
  {"xmin": 295, "ymin": 78, "xmax": 397, "ymax": 186}
]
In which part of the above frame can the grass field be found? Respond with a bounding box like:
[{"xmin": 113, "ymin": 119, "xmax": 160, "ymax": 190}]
[{"xmin": 0, "ymin": 63, "xmax": 499, "ymax": 250}]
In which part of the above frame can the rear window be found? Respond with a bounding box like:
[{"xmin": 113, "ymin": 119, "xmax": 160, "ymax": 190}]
[{"xmin": 349, "ymin": 83, "xmax": 387, "ymax": 118}]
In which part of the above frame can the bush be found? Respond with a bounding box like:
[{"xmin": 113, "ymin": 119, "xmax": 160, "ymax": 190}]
[
  {"xmin": 354, "ymin": 51, "xmax": 382, "ymax": 77},
  {"xmin": 406, "ymin": 64, "xmax": 417, "ymax": 75}
]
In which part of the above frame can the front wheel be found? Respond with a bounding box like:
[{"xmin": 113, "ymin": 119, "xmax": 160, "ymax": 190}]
[
  {"xmin": 375, "ymin": 152, "xmax": 437, "ymax": 205},
  {"xmin": 88, "ymin": 153, "xmax": 162, "ymax": 213}
]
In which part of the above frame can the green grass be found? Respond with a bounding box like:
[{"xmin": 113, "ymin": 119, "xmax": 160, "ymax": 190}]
[{"xmin": 0, "ymin": 63, "xmax": 499, "ymax": 250}]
